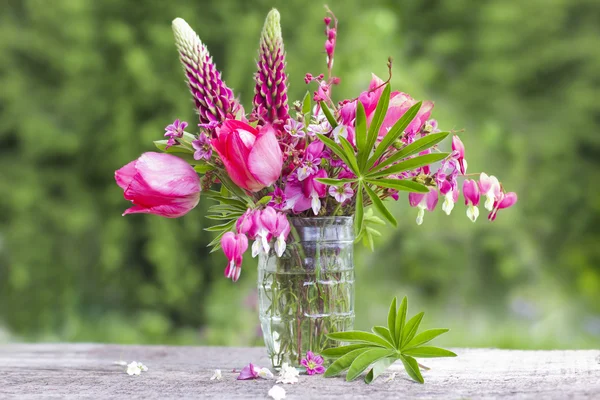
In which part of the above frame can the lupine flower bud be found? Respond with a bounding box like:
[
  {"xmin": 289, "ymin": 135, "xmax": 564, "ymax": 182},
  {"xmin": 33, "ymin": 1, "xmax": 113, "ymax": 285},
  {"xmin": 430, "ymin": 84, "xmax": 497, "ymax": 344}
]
[
  {"xmin": 252, "ymin": 9, "xmax": 290, "ymax": 128},
  {"xmin": 172, "ymin": 18, "xmax": 242, "ymax": 125}
]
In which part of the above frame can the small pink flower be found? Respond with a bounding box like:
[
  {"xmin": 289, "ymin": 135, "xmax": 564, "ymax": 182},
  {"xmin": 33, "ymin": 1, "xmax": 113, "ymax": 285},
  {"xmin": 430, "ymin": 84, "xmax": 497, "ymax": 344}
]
[
  {"xmin": 408, "ymin": 187, "xmax": 438, "ymax": 225},
  {"xmin": 488, "ymin": 191, "xmax": 517, "ymax": 221},
  {"xmin": 301, "ymin": 351, "xmax": 325, "ymax": 375},
  {"xmin": 222, "ymin": 232, "xmax": 248, "ymax": 282},
  {"xmin": 164, "ymin": 119, "xmax": 188, "ymax": 149},
  {"xmin": 235, "ymin": 209, "xmax": 254, "ymax": 235},
  {"xmin": 115, "ymin": 152, "xmax": 201, "ymax": 218},
  {"xmin": 452, "ymin": 135, "xmax": 467, "ymax": 175},
  {"xmin": 463, "ymin": 179, "xmax": 480, "ymax": 222},
  {"xmin": 329, "ymin": 183, "xmax": 354, "ymax": 203}
]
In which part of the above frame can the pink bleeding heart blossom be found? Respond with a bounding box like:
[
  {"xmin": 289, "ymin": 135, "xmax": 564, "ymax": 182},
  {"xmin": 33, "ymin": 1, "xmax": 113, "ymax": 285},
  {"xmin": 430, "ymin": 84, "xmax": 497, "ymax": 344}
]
[
  {"xmin": 409, "ymin": 187, "xmax": 439, "ymax": 225},
  {"xmin": 301, "ymin": 351, "xmax": 325, "ymax": 375},
  {"xmin": 211, "ymin": 120, "xmax": 283, "ymax": 192},
  {"xmin": 479, "ymin": 172, "xmax": 502, "ymax": 211},
  {"xmin": 488, "ymin": 191, "xmax": 518, "ymax": 221},
  {"xmin": 452, "ymin": 135, "xmax": 467, "ymax": 175},
  {"xmin": 284, "ymin": 169, "xmax": 328, "ymax": 215},
  {"xmin": 259, "ymin": 206, "xmax": 291, "ymax": 257},
  {"xmin": 115, "ymin": 152, "xmax": 201, "ymax": 218},
  {"xmin": 221, "ymin": 232, "xmax": 248, "ymax": 282},
  {"xmin": 463, "ymin": 179, "xmax": 480, "ymax": 222}
]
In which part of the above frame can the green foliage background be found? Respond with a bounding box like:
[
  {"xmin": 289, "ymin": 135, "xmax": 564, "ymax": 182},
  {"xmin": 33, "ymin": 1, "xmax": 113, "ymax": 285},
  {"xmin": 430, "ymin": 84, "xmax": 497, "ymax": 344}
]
[{"xmin": 0, "ymin": 0, "xmax": 598, "ymax": 348}]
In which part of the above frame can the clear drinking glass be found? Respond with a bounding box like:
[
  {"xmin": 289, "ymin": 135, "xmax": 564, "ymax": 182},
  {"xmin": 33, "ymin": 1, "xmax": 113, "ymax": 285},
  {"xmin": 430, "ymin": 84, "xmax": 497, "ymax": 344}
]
[{"xmin": 258, "ymin": 216, "xmax": 355, "ymax": 369}]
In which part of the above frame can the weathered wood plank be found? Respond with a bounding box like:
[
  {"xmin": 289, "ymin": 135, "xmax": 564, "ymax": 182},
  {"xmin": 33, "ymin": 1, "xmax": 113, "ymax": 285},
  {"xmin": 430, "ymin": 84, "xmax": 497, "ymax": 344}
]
[{"xmin": 0, "ymin": 345, "xmax": 598, "ymax": 399}]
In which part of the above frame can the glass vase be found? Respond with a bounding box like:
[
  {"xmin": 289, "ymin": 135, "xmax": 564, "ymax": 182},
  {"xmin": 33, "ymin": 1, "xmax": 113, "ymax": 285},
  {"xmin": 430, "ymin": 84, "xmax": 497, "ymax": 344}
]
[{"xmin": 258, "ymin": 216, "xmax": 355, "ymax": 369}]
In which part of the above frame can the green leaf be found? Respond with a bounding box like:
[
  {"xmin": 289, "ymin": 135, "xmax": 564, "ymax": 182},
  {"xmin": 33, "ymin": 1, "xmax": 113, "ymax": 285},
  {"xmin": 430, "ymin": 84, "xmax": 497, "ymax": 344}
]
[
  {"xmin": 327, "ymin": 330, "xmax": 393, "ymax": 349},
  {"xmin": 366, "ymin": 101, "xmax": 422, "ymax": 170},
  {"xmin": 372, "ymin": 131, "xmax": 450, "ymax": 172},
  {"xmin": 319, "ymin": 101, "xmax": 338, "ymax": 129},
  {"xmin": 317, "ymin": 134, "xmax": 359, "ymax": 175},
  {"xmin": 363, "ymin": 184, "xmax": 397, "ymax": 227},
  {"xmin": 315, "ymin": 178, "xmax": 356, "ymax": 186},
  {"xmin": 338, "ymin": 136, "xmax": 360, "ymax": 174},
  {"xmin": 364, "ymin": 356, "xmax": 398, "ymax": 384},
  {"xmin": 193, "ymin": 164, "xmax": 215, "ymax": 173},
  {"xmin": 387, "ymin": 297, "xmax": 397, "ymax": 345},
  {"xmin": 354, "ymin": 183, "xmax": 364, "ymax": 237},
  {"xmin": 399, "ymin": 355, "xmax": 424, "ymax": 383},
  {"xmin": 401, "ymin": 312, "xmax": 425, "ymax": 347},
  {"xmin": 366, "ymin": 153, "xmax": 449, "ymax": 179},
  {"xmin": 395, "ymin": 296, "xmax": 408, "ymax": 345},
  {"xmin": 355, "ymin": 101, "xmax": 368, "ymax": 169},
  {"xmin": 402, "ymin": 347, "xmax": 457, "ymax": 358},
  {"xmin": 302, "ymin": 91, "xmax": 312, "ymax": 114},
  {"xmin": 368, "ymin": 178, "xmax": 429, "ymax": 193},
  {"xmin": 363, "ymin": 84, "xmax": 391, "ymax": 170},
  {"xmin": 321, "ymin": 344, "xmax": 373, "ymax": 358},
  {"xmin": 154, "ymin": 140, "xmax": 197, "ymax": 163},
  {"xmin": 346, "ymin": 348, "xmax": 396, "ymax": 381},
  {"xmin": 256, "ymin": 195, "xmax": 272, "ymax": 206},
  {"xmin": 324, "ymin": 348, "xmax": 372, "ymax": 378},
  {"xmin": 204, "ymin": 220, "xmax": 235, "ymax": 232},
  {"xmin": 372, "ymin": 326, "xmax": 395, "ymax": 347},
  {"xmin": 403, "ymin": 329, "xmax": 449, "ymax": 349}
]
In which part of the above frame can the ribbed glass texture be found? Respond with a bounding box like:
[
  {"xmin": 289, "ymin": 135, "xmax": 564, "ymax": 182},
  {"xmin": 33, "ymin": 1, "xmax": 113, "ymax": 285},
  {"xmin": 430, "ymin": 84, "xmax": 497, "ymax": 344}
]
[{"xmin": 258, "ymin": 217, "xmax": 355, "ymax": 369}]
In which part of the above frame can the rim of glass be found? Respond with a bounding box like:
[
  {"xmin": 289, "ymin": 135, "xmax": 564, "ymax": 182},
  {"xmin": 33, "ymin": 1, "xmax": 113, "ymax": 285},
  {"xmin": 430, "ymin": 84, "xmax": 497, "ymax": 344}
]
[{"xmin": 289, "ymin": 216, "xmax": 353, "ymax": 222}]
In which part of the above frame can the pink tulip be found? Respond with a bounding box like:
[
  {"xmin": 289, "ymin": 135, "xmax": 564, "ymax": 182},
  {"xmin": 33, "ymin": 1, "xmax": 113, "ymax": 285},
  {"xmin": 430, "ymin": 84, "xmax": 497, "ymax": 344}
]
[
  {"xmin": 488, "ymin": 192, "xmax": 518, "ymax": 221},
  {"xmin": 115, "ymin": 152, "xmax": 201, "ymax": 218},
  {"xmin": 357, "ymin": 74, "xmax": 434, "ymax": 140},
  {"xmin": 463, "ymin": 179, "xmax": 480, "ymax": 222},
  {"xmin": 452, "ymin": 135, "xmax": 467, "ymax": 175},
  {"xmin": 409, "ymin": 187, "xmax": 438, "ymax": 225},
  {"xmin": 211, "ymin": 120, "xmax": 283, "ymax": 192},
  {"xmin": 222, "ymin": 232, "xmax": 248, "ymax": 282}
]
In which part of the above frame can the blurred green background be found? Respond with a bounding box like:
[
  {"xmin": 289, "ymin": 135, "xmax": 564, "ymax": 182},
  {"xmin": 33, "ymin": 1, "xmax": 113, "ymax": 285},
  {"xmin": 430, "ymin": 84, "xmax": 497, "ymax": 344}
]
[{"xmin": 0, "ymin": 0, "xmax": 598, "ymax": 349}]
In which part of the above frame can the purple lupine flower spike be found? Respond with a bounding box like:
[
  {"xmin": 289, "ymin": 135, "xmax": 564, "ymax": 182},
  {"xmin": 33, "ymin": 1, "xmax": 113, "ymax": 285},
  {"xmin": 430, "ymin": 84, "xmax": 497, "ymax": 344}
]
[
  {"xmin": 172, "ymin": 18, "xmax": 243, "ymax": 125},
  {"xmin": 252, "ymin": 9, "xmax": 289, "ymax": 129}
]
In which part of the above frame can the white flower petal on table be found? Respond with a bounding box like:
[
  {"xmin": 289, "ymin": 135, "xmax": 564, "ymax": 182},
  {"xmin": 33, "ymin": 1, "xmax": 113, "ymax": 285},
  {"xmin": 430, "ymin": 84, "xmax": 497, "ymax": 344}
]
[{"xmin": 268, "ymin": 385, "xmax": 286, "ymax": 400}]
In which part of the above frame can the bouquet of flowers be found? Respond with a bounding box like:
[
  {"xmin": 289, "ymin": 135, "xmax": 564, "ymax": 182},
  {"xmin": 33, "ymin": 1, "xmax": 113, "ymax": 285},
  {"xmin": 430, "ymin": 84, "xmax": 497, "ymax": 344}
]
[{"xmin": 115, "ymin": 8, "xmax": 516, "ymax": 370}]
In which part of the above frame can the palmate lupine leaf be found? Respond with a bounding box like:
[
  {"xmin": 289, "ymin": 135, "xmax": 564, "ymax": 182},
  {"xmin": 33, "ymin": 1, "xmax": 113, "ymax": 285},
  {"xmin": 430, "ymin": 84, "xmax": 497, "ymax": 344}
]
[{"xmin": 324, "ymin": 296, "xmax": 456, "ymax": 384}]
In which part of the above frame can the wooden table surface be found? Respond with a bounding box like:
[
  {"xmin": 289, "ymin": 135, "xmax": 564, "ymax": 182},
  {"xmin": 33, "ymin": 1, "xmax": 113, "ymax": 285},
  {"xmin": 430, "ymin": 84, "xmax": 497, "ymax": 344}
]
[{"xmin": 0, "ymin": 344, "xmax": 598, "ymax": 399}]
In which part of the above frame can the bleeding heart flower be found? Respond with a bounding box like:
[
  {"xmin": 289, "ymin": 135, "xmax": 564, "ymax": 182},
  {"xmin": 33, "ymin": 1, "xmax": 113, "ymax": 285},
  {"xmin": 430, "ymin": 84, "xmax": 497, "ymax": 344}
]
[
  {"xmin": 115, "ymin": 152, "xmax": 201, "ymax": 218},
  {"xmin": 488, "ymin": 191, "xmax": 517, "ymax": 221},
  {"xmin": 211, "ymin": 120, "xmax": 283, "ymax": 192},
  {"xmin": 478, "ymin": 172, "xmax": 502, "ymax": 211},
  {"xmin": 409, "ymin": 187, "xmax": 439, "ymax": 225},
  {"xmin": 221, "ymin": 232, "xmax": 249, "ymax": 282},
  {"xmin": 452, "ymin": 135, "xmax": 467, "ymax": 175},
  {"xmin": 463, "ymin": 179, "xmax": 480, "ymax": 222}
]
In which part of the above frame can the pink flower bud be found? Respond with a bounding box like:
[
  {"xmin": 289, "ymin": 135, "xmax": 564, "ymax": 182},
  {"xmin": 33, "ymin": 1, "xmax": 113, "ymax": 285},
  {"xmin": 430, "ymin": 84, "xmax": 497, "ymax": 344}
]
[
  {"xmin": 304, "ymin": 73, "xmax": 313, "ymax": 84},
  {"xmin": 115, "ymin": 152, "xmax": 201, "ymax": 218},
  {"xmin": 325, "ymin": 40, "xmax": 334, "ymax": 56},
  {"xmin": 452, "ymin": 135, "xmax": 467, "ymax": 175},
  {"xmin": 324, "ymin": 17, "xmax": 331, "ymax": 25},
  {"xmin": 327, "ymin": 28, "xmax": 336, "ymax": 40}
]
